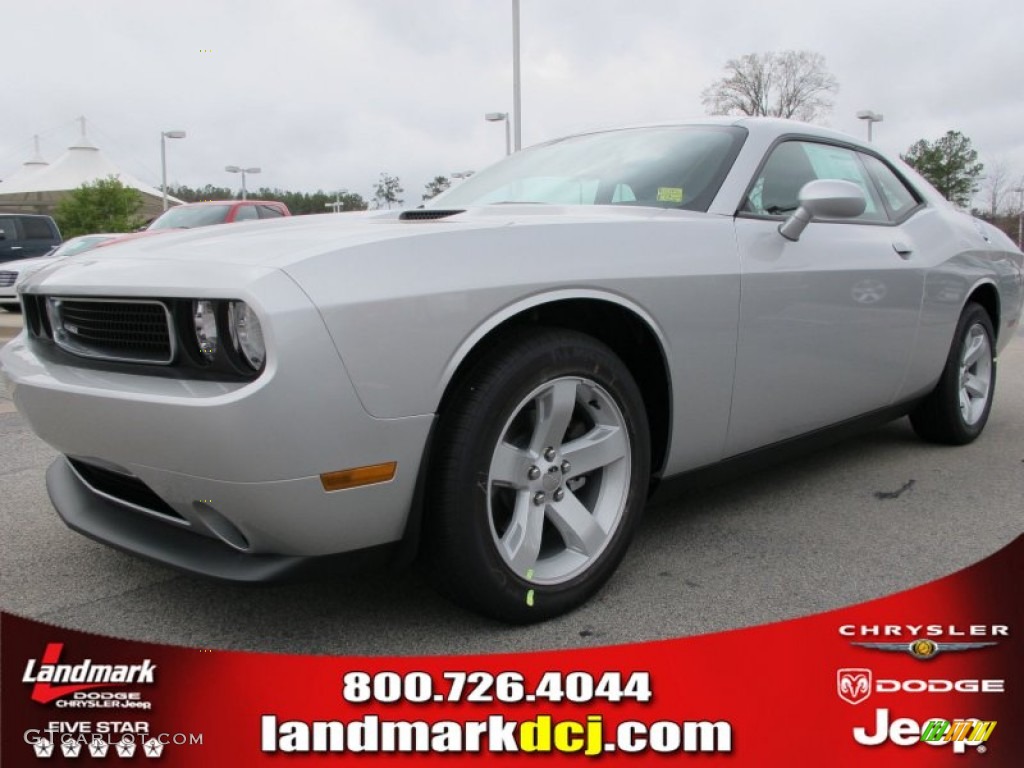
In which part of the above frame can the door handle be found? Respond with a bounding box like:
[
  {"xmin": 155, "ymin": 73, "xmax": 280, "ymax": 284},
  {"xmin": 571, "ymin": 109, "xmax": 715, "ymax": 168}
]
[
  {"xmin": 892, "ymin": 242, "xmax": 912, "ymax": 259},
  {"xmin": 9, "ymin": 246, "xmax": 22, "ymax": 250}
]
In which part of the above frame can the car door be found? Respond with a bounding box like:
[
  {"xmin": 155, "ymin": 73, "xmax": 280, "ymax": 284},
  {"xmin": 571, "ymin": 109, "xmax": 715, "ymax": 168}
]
[
  {"xmin": 0, "ymin": 217, "xmax": 24, "ymax": 263},
  {"xmin": 725, "ymin": 139, "xmax": 924, "ymax": 456},
  {"xmin": 19, "ymin": 216, "xmax": 60, "ymax": 257}
]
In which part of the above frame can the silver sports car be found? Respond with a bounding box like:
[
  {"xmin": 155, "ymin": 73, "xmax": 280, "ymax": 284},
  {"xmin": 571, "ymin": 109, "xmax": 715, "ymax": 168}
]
[{"xmin": 2, "ymin": 118, "xmax": 1021, "ymax": 622}]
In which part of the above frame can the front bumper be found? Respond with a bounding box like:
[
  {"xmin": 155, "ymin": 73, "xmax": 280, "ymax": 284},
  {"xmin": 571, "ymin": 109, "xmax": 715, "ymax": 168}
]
[
  {"xmin": 0, "ymin": 265, "xmax": 434, "ymax": 565},
  {"xmin": 46, "ymin": 458, "xmax": 400, "ymax": 581}
]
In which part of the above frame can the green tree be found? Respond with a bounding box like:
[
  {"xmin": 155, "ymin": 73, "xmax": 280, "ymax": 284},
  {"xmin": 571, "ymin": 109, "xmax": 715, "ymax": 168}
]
[
  {"xmin": 54, "ymin": 176, "xmax": 146, "ymax": 237},
  {"xmin": 167, "ymin": 184, "xmax": 235, "ymax": 203},
  {"xmin": 702, "ymin": 50, "xmax": 838, "ymax": 122},
  {"xmin": 422, "ymin": 175, "xmax": 451, "ymax": 201},
  {"xmin": 374, "ymin": 173, "xmax": 404, "ymax": 209},
  {"xmin": 902, "ymin": 131, "xmax": 984, "ymax": 208}
]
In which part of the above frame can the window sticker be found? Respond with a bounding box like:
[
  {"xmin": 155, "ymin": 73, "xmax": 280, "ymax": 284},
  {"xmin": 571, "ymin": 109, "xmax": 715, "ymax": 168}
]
[{"xmin": 656, "ymin": 187, "xmax": 684, "ymax": 203}]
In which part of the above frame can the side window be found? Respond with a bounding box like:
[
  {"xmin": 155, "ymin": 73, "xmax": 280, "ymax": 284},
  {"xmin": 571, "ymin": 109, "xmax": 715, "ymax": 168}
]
[
  {"xmin": 745, "ymin": 141, "xmax": 886, "ymax": 223},
  {"xmin": 257, "ymin": 204, "xmax": 284, "ymax": 219},
  {"xmin": 861, "ymin": 154, "xmax": 920, "ymax": 219},
  {"xmin": 0, "ymin": 219, "xmax": 17, "ymax": 240},
  {"xmin": 233, "ymin": 205, "xmax": 258, "ymax": 222},
  {"xmin": 22, "ymin": 217, "xmax": 56, "ymax": 240}
]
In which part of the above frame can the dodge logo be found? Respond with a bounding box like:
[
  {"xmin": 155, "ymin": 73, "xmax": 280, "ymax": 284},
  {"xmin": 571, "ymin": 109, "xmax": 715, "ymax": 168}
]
[{"xmin": 838, "ymin": 668, "xmax": 872, "ymax": 705}]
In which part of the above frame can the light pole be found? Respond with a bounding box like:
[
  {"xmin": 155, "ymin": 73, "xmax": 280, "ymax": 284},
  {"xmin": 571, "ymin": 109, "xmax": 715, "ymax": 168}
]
[
  {"xmin": 856, "ymin": 110, "xmax": 883, "ymax": 142},
  {"xmin": 1015, "ymin": 186, "xmax": 1024, "ymax": 249},
  {"xmin": 512, "ymin": 0, "xmax": 522, "ymax": 151},
  {"xmin": 160, "ymin": 130, "xmax": 186, "ymax": 211},
  {"xmin": 485, "ymin": 113, "xmax": 511, "ymax": 156},
  {"xmin": 225, "ymin": 165, "xmax": 261, "ymax": 200},
  {"xmin": 325, "ymin": 188, "xmax": 349, "ymax": 213}
]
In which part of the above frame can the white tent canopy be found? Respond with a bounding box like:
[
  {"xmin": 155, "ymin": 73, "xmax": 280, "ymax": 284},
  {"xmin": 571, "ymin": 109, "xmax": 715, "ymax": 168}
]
[
  {"xmin": 0, "ymin": 118, "xmax": 181, "ymax": 218},
  {"xmin": 1, "ymin": 135, "xmax": 49, "ymax": 187}
]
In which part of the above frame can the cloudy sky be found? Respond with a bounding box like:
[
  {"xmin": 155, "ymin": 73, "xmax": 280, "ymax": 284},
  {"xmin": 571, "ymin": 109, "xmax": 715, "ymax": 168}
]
[{"xmin": 1, "ymin": 0, "xmax": 1021, "ymax": 207}]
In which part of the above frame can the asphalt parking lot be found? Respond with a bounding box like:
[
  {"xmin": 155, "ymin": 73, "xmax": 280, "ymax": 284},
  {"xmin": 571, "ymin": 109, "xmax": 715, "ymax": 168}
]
[{"xmin": 1, "ymin": 310, "xmax": 1022, "ymax": 656}]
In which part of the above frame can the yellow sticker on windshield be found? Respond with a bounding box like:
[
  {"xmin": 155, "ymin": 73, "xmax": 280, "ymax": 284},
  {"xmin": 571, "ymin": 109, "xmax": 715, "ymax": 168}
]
[{"xmin": 656, "ymin": 187, "xmax": 684, "ymax": 203}]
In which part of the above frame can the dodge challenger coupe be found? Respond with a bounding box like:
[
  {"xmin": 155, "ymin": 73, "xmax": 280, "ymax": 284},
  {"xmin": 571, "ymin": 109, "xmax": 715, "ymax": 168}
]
[{"xmin": 2, "ymin": 118, "xmax": 1021, "ymax": 622}]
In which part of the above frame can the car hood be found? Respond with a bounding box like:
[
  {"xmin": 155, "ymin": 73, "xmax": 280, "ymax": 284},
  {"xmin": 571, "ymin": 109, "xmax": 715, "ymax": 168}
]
[
  {"xmin": 36, "ymin": 207, "xmax": 700, "ymax": 271},
  {"xmin": 0, "ymin": 254, "xmax": 61, "ymax": 274}
]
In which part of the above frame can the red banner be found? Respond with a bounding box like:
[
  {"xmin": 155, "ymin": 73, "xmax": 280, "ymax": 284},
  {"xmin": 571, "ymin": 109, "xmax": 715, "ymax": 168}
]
[{"xmin": 3, "ymin": 535, "xmax": 1020, "ymax": 765}]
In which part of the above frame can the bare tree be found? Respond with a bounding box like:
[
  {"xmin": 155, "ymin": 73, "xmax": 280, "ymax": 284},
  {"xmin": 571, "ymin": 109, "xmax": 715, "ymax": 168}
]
[
  {"xmin": 422, "ymin": 175, "xmax": 451, "ymax": 201},
  {"xmin": 702, "ymin": 50, "xmax": 839, "ymax": 122},
  {"xmin": 977, "ymin": 158, "xmax": 1011, "ymax": 218},
  {"xmin": 373, "ymin": 172, "xmax": 404, "ymax": 209}
]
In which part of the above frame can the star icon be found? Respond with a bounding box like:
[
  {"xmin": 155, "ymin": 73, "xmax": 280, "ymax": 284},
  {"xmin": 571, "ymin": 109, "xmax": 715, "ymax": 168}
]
[
  {"xmin": 115, "ymin": 738, "xmax": 137, "ymax": 758},
  {"xmin": 33, "ymin": 737, "xmax": 54, "ymax": 758},
  {"xmin": 89, "ymin": 737, "xmax": 110, "ymax": 758},
  {"xmin": 61, "ymin": 739, "xmax": 83, "ymax": 757},
  {"xmin": 143, "ymin": 738, "xmax": 165, "ymax": 758}
]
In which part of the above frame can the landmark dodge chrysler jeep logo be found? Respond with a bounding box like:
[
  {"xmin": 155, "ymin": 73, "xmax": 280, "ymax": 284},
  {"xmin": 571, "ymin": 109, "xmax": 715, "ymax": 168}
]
[{"xmin": 22, "ymin": 643, "xmax": 156, "ymax": 704}]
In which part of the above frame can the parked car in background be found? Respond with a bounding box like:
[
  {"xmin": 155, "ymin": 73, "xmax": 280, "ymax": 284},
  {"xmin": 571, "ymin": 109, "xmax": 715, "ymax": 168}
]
[
  {"xmin": 0, "ymin": 233, "xmax": 123, "ymax": 311},
  {"xmin": 0, "ymin": 214, "xmax": 62, "ymax": 264},
  {"xmin": 2, "ymin": 119, "xmax": 1021, "ymax": 622},
  {"xmin": 147, "ymin": 200, "xmax": 290, "ymax": 230}
]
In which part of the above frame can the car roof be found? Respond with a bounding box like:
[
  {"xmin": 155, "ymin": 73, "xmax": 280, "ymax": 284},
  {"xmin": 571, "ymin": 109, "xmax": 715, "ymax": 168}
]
[
  {"xmin": 548, "ymin": 116, "xmax": 868, "ymax": 150},
  {"xmin": 171, "ymin": 200, "xmax": 283, "ymax": 207}
]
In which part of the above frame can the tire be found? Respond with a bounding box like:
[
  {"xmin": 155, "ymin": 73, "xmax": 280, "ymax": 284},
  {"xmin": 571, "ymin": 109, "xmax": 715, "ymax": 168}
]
[
  {"xmin": 424, "ymin": 328, "xmax": 651, "ymax": 623},
  {"xmin": 910, "ymin": 302, "xmax": 996, "ymax": 445}
]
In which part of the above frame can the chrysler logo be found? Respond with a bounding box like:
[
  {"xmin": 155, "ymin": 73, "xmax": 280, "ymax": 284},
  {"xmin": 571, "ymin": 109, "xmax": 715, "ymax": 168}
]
[
  {"xmin": 850, "ymin": 638, "xmax": 997, "ymax": 660},
  {"xmin": 837, "ymin": 668, "xmax": 872, "ymax": 705}
]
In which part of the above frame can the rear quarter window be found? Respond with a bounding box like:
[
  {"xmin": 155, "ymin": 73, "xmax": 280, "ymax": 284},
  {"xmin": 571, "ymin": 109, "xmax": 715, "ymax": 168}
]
[
  {"xmin": 861, "ymin": 154, "xmax": 921, "ymax": 219},
  {"xmin": 22, "ymin": 218, "xmax": 56, "ymax": 240},
  {"xmin": 257, "ymin": 205, "xmax": 285, "ymax": 218}
]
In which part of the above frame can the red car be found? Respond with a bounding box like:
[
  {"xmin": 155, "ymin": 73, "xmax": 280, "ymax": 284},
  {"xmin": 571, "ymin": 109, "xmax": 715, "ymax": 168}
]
[
  {"xmin": 148, "ymin": 200, "xmax": 291, "ymax": 229},
  {"xmin": 94, "ymin": 201, "xmax": 293, "ymax": 250}
]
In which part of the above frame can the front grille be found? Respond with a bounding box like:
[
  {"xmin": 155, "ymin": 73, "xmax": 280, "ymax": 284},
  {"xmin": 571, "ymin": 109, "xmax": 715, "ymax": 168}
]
[
  {"xmin": 68, "ymin": 458, "xmax": 186, "ymax": 522},
  {"xmin": 49, "ymin": 298, "xmax": 174, "ymax": 364},
  {"xmin": 0, "ymin": 271, "xmax": 16, "ymax": 287}
]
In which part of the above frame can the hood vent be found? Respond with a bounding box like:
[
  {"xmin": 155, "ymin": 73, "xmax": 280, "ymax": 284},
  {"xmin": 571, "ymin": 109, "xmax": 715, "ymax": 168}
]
[{"xmin": 399, "ymin": 209, "xmax": 465, "ymax": 221}]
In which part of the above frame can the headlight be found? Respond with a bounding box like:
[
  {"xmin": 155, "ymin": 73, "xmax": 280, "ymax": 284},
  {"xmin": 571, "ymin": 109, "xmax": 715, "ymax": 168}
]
[
  {"xmin": 193, "ymin": 300, "xmax": 218, "ymax": 361},
  {"xmin": 227, "ymin": 301, "xmax": 265, "ymax": 371}
]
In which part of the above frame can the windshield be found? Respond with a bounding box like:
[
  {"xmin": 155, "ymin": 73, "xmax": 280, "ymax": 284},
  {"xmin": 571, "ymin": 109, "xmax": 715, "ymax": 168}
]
[
  {"xmin": 149, "ymin": 205, "xmax": 232, "ymax": 230},
  {"xmin": 428, "ymin": 126, "xmax": 746, "ymax": 212},
  {"xmin": 49, "ymin": 235, "xmax": 116, "ymax": 258}
]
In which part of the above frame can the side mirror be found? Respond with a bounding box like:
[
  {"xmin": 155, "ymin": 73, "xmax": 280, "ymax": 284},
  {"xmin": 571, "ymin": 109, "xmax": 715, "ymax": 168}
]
[{"xmin": 778, "ymin": 179, "xmax": 867, "ymax": 241}]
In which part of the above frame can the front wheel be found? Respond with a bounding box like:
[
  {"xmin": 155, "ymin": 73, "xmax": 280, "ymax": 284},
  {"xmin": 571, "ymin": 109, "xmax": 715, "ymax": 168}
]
[
  {"xmin": 910, "ymin": 302, "xmax": 996, "ymax": 445},
  {"xmin": 425, "ymin": 328, "xmax": 651, "ymax": 623}
]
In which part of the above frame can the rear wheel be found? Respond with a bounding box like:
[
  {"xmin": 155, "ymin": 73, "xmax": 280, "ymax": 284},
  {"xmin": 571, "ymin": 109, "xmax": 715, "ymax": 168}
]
[
  {"xmin": 425, "ymin": 328, "xmax": 650, "ymax": 623},
  {"xmin": 910, "ymin": 302, "xmax": 996, "ymax": 445}
]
